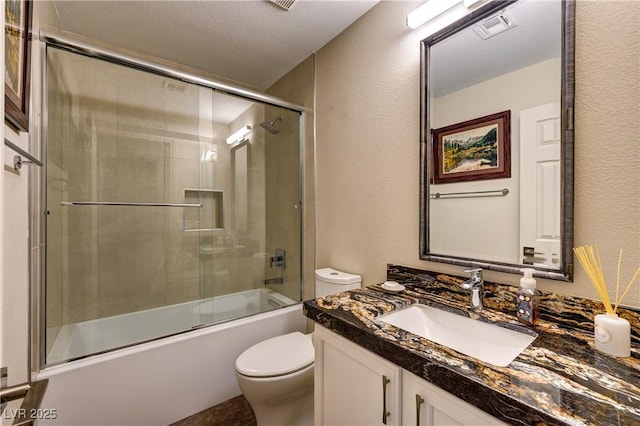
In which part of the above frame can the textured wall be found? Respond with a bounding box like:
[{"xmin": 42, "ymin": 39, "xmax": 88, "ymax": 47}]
[
  {"xmin": 2, "ymin": 0, "xmax": 59, "ymax": 387},
  {"xmin": 316, "ymin": 1, "xmax": 640, "ymax": 306},
  {"xmin": 572, "ymin": 0, "xmax": 640, "ymax": 305}
]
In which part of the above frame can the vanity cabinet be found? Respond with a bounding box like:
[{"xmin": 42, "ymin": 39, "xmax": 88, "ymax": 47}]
[
  {"xmin": 314, "ymin": 325, "xmax": 402, "ymax": 425},
  {"xmin": 314, "ymin": 325, "xmax": 506, "ymax": 426},
  {"xmin": 402, "ymin": 370, "xmax": 508, "ymax": 426}
]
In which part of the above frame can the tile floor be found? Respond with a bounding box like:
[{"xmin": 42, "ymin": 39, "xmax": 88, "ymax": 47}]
[{"xmin": 170, "ymin": 395, "xmax": 256, "ymax": 426}]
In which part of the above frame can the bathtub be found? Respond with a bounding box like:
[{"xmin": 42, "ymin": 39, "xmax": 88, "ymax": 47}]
[
  {"xmin": 36, "ymin": 290, "xmax": 306, "ymax": 425},
  {"xmin": 46, "ymin": 288, "xmax": 296, "ymax": 364}
]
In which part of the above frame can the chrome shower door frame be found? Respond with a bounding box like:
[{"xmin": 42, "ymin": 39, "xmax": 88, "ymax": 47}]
[{"xmin": 32, "ymin": 30, "xmax": 307, "ymax": 370}]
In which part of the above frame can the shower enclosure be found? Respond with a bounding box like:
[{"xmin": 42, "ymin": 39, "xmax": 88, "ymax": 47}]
[{"xmin": 41, "ymin": 40, "xmax": 303, "ymax": 366}]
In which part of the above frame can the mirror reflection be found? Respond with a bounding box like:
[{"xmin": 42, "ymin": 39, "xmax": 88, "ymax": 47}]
[{"xmin": 420, "ymin": 0, "xmax": 574, "ymax": 280}]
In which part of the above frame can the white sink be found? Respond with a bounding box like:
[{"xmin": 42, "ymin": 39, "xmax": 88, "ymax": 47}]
[{"xmin": 378, "ymin": 304, "xmax": 536, "ymax": 367}]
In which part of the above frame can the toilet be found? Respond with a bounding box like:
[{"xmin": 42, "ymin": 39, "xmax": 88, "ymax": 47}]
[{"xmin": 235, "ymin": 268, "xmax": 361, "ymax": 426}]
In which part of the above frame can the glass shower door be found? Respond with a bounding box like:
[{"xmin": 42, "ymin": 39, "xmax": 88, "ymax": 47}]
[
  {"xmin": 191, "ymin": 99, "xmax": 303, "ymax": 327},
  {"xmin": 45, "ymin": 47, "xmax": 207, "ymax": 364},
  {"xmin": 43, "ymin": 44, "xmax": 303, "ymax": 366}
]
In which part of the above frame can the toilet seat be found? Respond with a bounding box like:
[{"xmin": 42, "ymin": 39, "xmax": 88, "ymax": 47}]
[{"xmin": 236, "ymin": 332, "xmax": 314, "ymax": 378}]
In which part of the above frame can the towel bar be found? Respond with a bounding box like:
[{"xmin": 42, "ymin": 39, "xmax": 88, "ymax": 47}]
[{"xmin": 4, "ymin": 139, "xmax": 42, "ymax": 171}]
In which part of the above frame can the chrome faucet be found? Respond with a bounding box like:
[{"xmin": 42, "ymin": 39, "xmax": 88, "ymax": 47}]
[{"xmin": 460, "ymin": 268, "xmax": 484, "ymax": 312}]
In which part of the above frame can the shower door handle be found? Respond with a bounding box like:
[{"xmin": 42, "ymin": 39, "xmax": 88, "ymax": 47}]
[{"xmin": 61, "ymin": 201, "xmax": 203, "ymax": 208}]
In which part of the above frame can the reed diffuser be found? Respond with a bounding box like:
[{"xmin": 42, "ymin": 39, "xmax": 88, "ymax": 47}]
[{"xmin": 573, "ymin": 245, "xmax": 640, "ymax": 357}]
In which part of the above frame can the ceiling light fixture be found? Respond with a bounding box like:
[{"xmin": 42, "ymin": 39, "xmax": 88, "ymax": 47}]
[
  {"xmin": 226, "ymin": 125, "xmax": 251, "ymax": 145},
  {"xmin": 407, "ymin": 0, "xmax": 489, "ymax": 31},
  {"xmin": 407, "ymin": 0, "xmax": 458, "ymax": 29}
]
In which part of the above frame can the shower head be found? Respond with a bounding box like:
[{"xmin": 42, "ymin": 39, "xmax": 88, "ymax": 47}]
[{"xmin": 259, "ymin": 116, "xmax": 282, "ymax": 134}]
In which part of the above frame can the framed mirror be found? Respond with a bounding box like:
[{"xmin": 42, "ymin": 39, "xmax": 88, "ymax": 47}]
[{"xmin": 419, "ymin": 0, "xmax": 575, "ymax": 281}]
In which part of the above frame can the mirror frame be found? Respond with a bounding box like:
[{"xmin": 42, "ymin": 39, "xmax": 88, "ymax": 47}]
[{"xmin": 419, "ymin": 0, "xmax": 575, "ymax": 281}]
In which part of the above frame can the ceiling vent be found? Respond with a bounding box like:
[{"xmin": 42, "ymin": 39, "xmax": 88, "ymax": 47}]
[
  {"xmin": 473, "ymin": 11, "xmax": 518, "ymax": 40},
  {"xmin": 162, "ymin": 79, "xmax": 190, "ymax": 93},
  {"xmin": 269, "ymin": 0, "xmax": 296, "ymax": 11}
]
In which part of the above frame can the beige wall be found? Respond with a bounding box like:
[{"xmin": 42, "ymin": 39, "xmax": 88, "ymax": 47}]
[
  {"xmin": 315, "ymin": 1, "xmax": 640, "ymax": 306},
  {"xmin": 2, "ymin": 0, "xmax": 59, "ymax": 389}
]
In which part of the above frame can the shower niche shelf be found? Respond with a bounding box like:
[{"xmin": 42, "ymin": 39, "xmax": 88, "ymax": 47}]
[{"xmin": 183, "ymin": 189, "xmax": 224, "ymax": 231}]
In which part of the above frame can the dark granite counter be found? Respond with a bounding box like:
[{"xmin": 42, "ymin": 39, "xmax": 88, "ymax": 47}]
[{"xmin": 303, "ymin": 265, "xmax": 640, "ymax": 426}]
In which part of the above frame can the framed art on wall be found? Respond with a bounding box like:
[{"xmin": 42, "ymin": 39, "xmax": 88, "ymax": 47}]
[
  {"xmin": 5, "ymin": 0, "xmax": 32, "ymax": 132},
  {"xmin": 432, "ymin": 110, "xmax": 511, "ymax": 184}
]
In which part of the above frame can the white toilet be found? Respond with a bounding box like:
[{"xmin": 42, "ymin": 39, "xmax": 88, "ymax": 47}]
[{"xmin": 235, "ymin": 268, "xmax": 361, "ymax": 426}]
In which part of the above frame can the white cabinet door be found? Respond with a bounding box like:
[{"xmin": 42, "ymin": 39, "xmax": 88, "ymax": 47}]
[
  {"xmin": 402, "ymin": 370, "xmax": 508, "ymax": 426},
  {"xmin": 314, "ymin": 325, "xmax": 402, "ymax": 426}
]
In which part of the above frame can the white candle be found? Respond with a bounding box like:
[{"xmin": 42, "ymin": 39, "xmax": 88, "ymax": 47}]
[{"xmin": 594, "ymin": 313, "xmax": 631, "ymax": 357}]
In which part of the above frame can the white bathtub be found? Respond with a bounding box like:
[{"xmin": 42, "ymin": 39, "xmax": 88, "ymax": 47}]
[
  {"xmin": 36, "ymin": 290, "xmax": 306, "ymax": 426},
  {"xmin": 46, "ymin": 288, "xmax": 296, "ymax": 364}
]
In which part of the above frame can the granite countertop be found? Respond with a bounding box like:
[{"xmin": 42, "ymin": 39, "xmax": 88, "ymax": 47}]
[{"xmin": 303, "ymin": 265, "xmax": 640, "ymax": 426}]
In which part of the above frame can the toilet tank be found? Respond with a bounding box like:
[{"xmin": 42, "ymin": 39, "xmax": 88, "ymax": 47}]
[{"xmin": 315, "ymin": 268, "xmax": 361, "ymax": 298}]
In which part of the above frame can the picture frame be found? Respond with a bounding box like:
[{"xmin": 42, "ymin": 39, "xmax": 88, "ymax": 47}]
[
  {"xmin": 5, "ymin": 0, "xmax": 32, "ymax": 132},
  {"xmin": 432, "ymin": 110, "xmax": 511, "ymax": 184}
]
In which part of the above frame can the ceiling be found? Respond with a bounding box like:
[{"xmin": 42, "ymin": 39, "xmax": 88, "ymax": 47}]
[
  {"xmin": 430, "ymin": 0, "xmax": 561, "ymax": 97},
  {"xmin": 51, "ymin": 0, "xmax": 380, "ymax": 91},
  {"xmin": 50, "ymin": 0, "xmax": 560, "ymax": 123}
]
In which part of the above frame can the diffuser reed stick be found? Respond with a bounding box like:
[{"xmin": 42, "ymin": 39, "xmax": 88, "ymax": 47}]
[
  {"xmin": 574, "ymin": 245, "xmax": 639, "ymax": 357},
  {"xmin": 573, "ymin": 245, "xmax": 640, "ymax": 314}
]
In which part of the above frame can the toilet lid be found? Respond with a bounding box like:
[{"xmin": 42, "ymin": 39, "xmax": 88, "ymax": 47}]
[{"xmin": 236, "ymin": 332, "xmax": 314, "ymax": 377}]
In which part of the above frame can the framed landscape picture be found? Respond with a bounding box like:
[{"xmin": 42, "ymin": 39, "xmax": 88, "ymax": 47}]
[
  {"xmin": 432, "ymin": 110, "xmax": 511, "ymax": 184},
  {"xmin": 5, "ymin": 0, "xmax": 32, "ymax": 132}
]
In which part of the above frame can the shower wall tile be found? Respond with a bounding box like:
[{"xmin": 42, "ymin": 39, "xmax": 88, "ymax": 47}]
[
  {"xmin": 117, "ymin": 232, "xmax": 167, "ymax": 313},
  {"xmin": 165, "ymin": 235, "xmax": 200, "ymax": 289},
  {"xmin": 96, "ymin": 234, "xmax": 120, "ymax": 317},
  {"xmin": 165, "ymin": 276, "xmax": 201, "ymax": 305},
  {"xmin": 118, "ymin": 207, "xmax": 166, "ymax": 234},
  {"xmin": 63, "ymin": 206, "xmax": 96, "ymax": 238},
  {"xmin": 115, "ymin": 132, "xmax": 167, "ymax": 158},
  {"xmin": 45, "ymin": 234, "xmax": 63, "ymax": 329},
  {"xmin": 162, "ymin": 92, "xmax": 199, "ymax": 137},
  {"xmin": 63, "ymin": 148, "xmax": 97, "ymax": 200},
  {"xmin": 94, "ymin": 127, "xmax": 117, "ymax": 153},
  {"xmin": 96, "ymin": 203, "xmax": 119, "ymax": 236},
  {"xmin": 63, "ymin": 234, "xmax": 99, "ymax": 323},
  {"xmin": 210, "ymin": 252, "xmax": 254, "ymax": 297},
  {"xmin": 173, "ymin": 138, "xmax": 202, "ymax": 161},
  {"xmin": 116, "ymin": 150, "xmax": 166, "ymax": 203},
  {"xmin": 171, "ymin": 157, "xmax": 202, "ymax": 197},
  {"xmin": 97, "ymin": 151, "xmax": 119, "ymax": 200}
]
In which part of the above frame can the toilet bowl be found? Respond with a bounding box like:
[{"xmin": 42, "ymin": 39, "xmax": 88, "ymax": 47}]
[
  {"xmin": 235, "ymin": 268, "xmax": 361, "ymax": 425},
  {"xmin": 235, "ymin": 331, "xmax": 314, "ymax": 426}
]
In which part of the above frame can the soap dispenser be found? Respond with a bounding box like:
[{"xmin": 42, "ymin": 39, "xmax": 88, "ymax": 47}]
[{"xmin": 517, "ymin": 268, "xmax": 539, "ymax": 325}]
